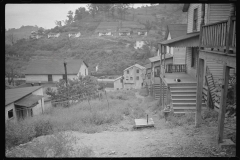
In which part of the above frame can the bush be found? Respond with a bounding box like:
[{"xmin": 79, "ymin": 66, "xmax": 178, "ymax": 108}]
[
  {"xmin": 34, "ymin": 120, "xmax": 54, "ymax": 137},
  {"xmin": 167, "ymin": 113, "xmax": 195, "ymax": 127}
]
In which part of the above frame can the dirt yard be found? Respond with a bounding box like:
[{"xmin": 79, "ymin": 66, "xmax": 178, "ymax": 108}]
[{"xmin": 6, "ymin": 91, "xmax": 236, "ymax": 157}]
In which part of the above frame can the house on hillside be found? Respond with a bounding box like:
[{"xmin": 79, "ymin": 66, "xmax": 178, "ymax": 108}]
[
  {"xmin": 134, "ymin": 40, "xmax": 146, "ymax": 49},
  {"xmin": 5, "ymin": 86, "xmax": 44, "ymax": 122},
  {"xmin": 24, "ymin": 59, "xmax": 88, "ymax": 83},
  {"xmin": 118, "ymin": 28, "xmax": 131, "ymax": 36},
  {"xmin": 137, "ymin": 29, "xmax": 148, "ymax": 36},
  {"xmin": 98, "ymin": 29, "xmax": 113, "ymax": 36},
  {"xmin": 123, "ymin": 64, "xmax": 146, "ymax": 89},
  {"xmin": 30, "ymin": 31, "xmax": 43, "ymax": 39},
  {"xmin": 68, "ymin": 32, "xmax": 81, "ymax": 38},
  {"xmin": 155, "ymin": 3, "xmax": 236, "ymax": 114},
  {"xmin": 47, "ymin": 33, "xmax": 60, "ymax": 38}
]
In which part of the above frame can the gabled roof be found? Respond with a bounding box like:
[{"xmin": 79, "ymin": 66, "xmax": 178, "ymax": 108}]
[
  {"xmin": 124, "ymin": 64, "xmax": 145, "ymax": 71},
  {"xmin": 24, "ymin": 59, "xmax": 88, "ymax": 75},
  {"xmin": 159, "ymin": 32, "xmax": 200, "ymax": 47},
  {"xmin": 165, "ymin": 24, "xmax": 187, "ymax": 39},
  {"xmin": 5, "ymin": 86, "xmax": 42, "ymax": 106},
  {"xmin": 114, "ymin": 76, "xmax": 123, "ymax": 82}
]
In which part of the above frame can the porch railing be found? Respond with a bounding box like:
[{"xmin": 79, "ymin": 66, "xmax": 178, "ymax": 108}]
[
  {"xmin": 165, "ymin": 64, "xmax": 186, "ymax": 73},
  {"xmin": 200, "ymin": 16, "xmax": 236, "ymax": 51}
]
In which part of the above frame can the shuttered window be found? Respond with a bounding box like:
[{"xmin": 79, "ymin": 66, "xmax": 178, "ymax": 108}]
[
  {"xmin": 191, "ymin": 47, "xmax": 198, "ymax": 68},
  {"xmin": 193, "ymin": 8, "xmax": 198, "ymax": 32}
]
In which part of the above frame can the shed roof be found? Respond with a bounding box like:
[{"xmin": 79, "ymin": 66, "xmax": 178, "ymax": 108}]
[
  {"xmin": 15, "ymin": 94, "xmax": 43, "ymax": 107},
  {"xmin": 24, "ymin": 59, "xmax": 88, "ymax": 75},
  {"xmin": 165, "ymin": 24, "xmax": 187, "ymax": 39},
  {"xmin": 5, "ymin": 86, "xmax": 42, "ymax": 106},
  {"xmin": 114, "ymin": 76, "xmax": 123, "ymax": 81}
]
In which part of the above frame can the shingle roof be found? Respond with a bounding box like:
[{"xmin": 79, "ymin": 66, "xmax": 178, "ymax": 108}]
[
  {"xmin": 5, "ymin": 86, "xmax": 42, "ymax": 106},
  {"xmin": 165, "ymin": 24, "xmax": 187, "ymax": 39},
  {"xmin": 24, "ymin": 59, "xmax": 87, "ymax": 75}
]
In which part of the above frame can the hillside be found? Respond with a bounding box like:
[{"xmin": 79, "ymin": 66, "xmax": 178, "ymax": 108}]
[{"xmin": 5, "ymin": 4, "xmax": 187, "ymax": 76}]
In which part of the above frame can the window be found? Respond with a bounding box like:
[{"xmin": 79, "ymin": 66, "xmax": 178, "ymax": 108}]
[
  {"xmin": 136, "ymin": 76, "xmax": 139, "ymax": 80},
  {"xmin": 127, "ymin": 70, "xmax": 129, "ymax": 74},
  {"xmin": 193, "ymin": 8, "xmax": 198, "ymax": 32},
  {"xmin": 85, "ymin": 69, "xmax": 86, "ymax": 76},
  {"xmin": 191, "ymin": 48, "xmax": 198, "ymax": 68},
  {"xmin": 48, "ymin": 75, "xmax": 53, "ymax": 82},
  {"xmin": 136, "ymin": 69, "xmax": 139, "ymax": 73},
  {"xmin": 130, "ymin": 77, "xmax": 133, "ymax": 80},
  {"xmin": 8, "ymin": 109, "xmax": 13, "ymax": 119}
]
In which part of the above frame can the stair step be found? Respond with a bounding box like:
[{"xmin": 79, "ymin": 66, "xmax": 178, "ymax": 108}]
[
  {"xmin": 173, "ymin": 107, "xmax": 196, "ymax": 110},
  {"xmin": 173, "ymin": 103, "xmax": 196, "ymax": 107},
  {"xmin": 171, "ymin": 95, "xmax": 197, "ymax": 99},
  {"xmin": 168, "ymin": 83, "xmax": 197, "ymax": 87},
  {"xmin": 172, "ymin": 99, "xmax": 196, "ymax": 103},
  {"xmin": 170, "ymin": 87, "xmax": 197, "ymax": 91},
  {"xmin": 171, "ymin": 90, "xmax": 196, "ymax": 94}
]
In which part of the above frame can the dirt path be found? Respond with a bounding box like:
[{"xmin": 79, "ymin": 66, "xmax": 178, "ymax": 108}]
[{"xmin": 6, "ymin": 91, "xmax": 235, "ymax": 157}]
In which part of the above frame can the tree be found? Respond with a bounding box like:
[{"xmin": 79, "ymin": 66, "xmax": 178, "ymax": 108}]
[
  {"xmin": 6, "ymin": 33, "xmax": 15, "ymax": 45},
  {"xmin": 87, "ymin": 4, "xmax": 98, "ymax": 18},
  {"xmin": 5, "ymin": 58, "xmax": 21, "ymax": 86},
  {"xmin": 66, "ymin": 10, "xmax": 74, "ymax": 25},
  {"xmin": 55, "ymin": 20, "xmax": 62, "ymax": 27},
  {"xmin": 74, "ymin": 7, "xmax": 89, "ymax": 21},
  {"xmin": 145, "ymin": 20, "xmax": 152, "ymax": 32}
]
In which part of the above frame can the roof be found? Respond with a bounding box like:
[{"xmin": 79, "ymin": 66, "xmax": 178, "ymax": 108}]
[
  {"xmin": 182, "ymin": 4, "xmax": 190, "ymax": 12},
  {"xmin": 144, "ymin": 63, "xmax": 151, "ymax": 69},
  {"xmin": 124, "ymin": 64, "xmax": 146, "ymax": 71},
  {"xmin": 114, "ymin": 76, "xmax": 123, "ymax": 82},
  {"xmin": 24, "ymin": 59, "xmax": 88, "ymax": 75},
  {"xmin": 119, "ymin": 28, "xmax": 131, "ymax": 32},
  {"xmin": 5, "ymin": 86, "xmax": 42, "ymax": 106},
  {"xmin": 98, "ymin": 81, "xmax": 114, "ymax": 88},
  {"xmin": 159, "ymin": 32, "xmax": 200, "ymax": 46},
  {"xmin": 165, "ymin": 24, "xmax": 187, "ymax": 39},
  {"xmin": 149, "ymin": 54, "xmax": 173, "ymax": 62},
  {"xmin": 15, "ymin": 94, "xmax": 43, "ymax": 107}
]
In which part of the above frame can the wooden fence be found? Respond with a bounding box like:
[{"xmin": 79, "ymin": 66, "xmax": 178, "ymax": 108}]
[{"xmin": 165, "ymin": 64, "xmax": 186, "ymax": 73}]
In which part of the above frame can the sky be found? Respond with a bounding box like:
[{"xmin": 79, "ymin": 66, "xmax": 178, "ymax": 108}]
[{"xmin": 5, "ymin": 4, "xmax": 151, "ymax": 30}]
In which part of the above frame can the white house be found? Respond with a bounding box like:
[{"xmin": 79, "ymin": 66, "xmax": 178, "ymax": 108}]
[
  {"xmin": 134, "ymin": 40, "xmax": 146, "ymax": 49},
  {"xmin": 5, "ymin": 86, "xmax": 44, "ymax": 122},
  {"xmin": 98, "ymin": 30, "xmax": 113, "ymax": 36},
  {"xmin": 123, "ymin": 64, "xmax": 146, "ymax": 89},
  {"xmin": 48, "ymin": 33, "xmax": 60, "ymax": 38},
  {"xmin": 25, "ymin": 59, "xmax": 89, "ymax": 83},
  {"xmin": 114, "ymin": 76, "xmax": 123, "ymax": 90},
  {"xmin": 118, "ymin": 28, "xmax": 131, "ymax": 36},
  {"xmin": 137, "ymin": 30, "xmax": 148, "ymax": 36},
  {"xmin": 68, "ymin": 32, "xmax": 81, "ymax": 38}
]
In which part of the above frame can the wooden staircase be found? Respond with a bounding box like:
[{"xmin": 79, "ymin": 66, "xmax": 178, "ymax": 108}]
[
  {"xmin": 153, "ymin": 83, "xmax": 167, "ymax": 100},
  {"xmin": 169, "ymin": 82, "xmax": 206, "ymax": 113}
]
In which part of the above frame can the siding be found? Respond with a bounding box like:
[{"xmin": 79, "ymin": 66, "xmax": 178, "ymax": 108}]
[
  {"xmin": 114, "ymin": 79, "xmax": 123, "ymax": 90},
  {"xmin": 78, "ymin": 63, "xmax": 88, "ymax": 77},
  {"xmin": 206, "ymin": 59, "xmax": 236, "ymax": 82},
  {"xmin": 187, "ymin": 4, "xmax": 202, "ymax": 33},
  {"xmin": 207, "ymin": 4, "xmax": 232, "ymax": 24},
  {"xmin": 32, "ymin": 88, "xmax": 45, "ymax": 115},
  {"xmin": 123, "ymin": 66, "xmax": 144, "ymax": 89},
  {"xmin": 186, "ymin": 47, "xmax": 197, "ymax": 78},
  {"xmin": 173, "ymin": 48, "xmax": 186, "ymax": 64},
  {"xmin": 52, "ymin": 75, "xmax": 63, "ymax": 82},
  {"xmin": 26, "ymin": 75, "xmax": 48, "ymax": 82}
]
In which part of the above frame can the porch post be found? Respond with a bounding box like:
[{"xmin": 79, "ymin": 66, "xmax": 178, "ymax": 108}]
[
  {"xmin": 196, "ymin": 58, "xmax": 204, "ymax": 127},
  {"xmin": 159, "ymin": 43, "xmax": 162, "ymax": 107},
  {"xmin": 218, "ymin": 63, "xmax": 230, "ymax": 143},
  {"xmin": 163, "ymin": 46, "xmax": 166, "ymax": 78},
  {"xmin": 225, "ymin": 4, "xmax": 235, "ymax": 54}
]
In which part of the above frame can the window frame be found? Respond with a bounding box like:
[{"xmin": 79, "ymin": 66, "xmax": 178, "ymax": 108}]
[
  {"xmin": 136, "ymin": 76, "xmax": 139, "ymax": 80},
  {"xmin": 136, "ymin": 69, "xmax": 139, "ymax": 73},
  {"xmin": 8, "ymin": 109, "xmax": 14, "ymax": 119},
  {"xmin": 127, "ymin": 70, "xmax": 129, "ymax": 74},
  {"xmin": 191, "ymin": 47, "xmax": 198, "ymax": 68},
  {"xmin": 193, "ymin": 8, "xmax": 198, "ymax": 32}
]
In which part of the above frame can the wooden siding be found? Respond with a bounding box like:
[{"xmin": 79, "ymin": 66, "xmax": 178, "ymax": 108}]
[
  {"xmin": 187, "ymin": 4, "xmax": 202, "ymax": 33},
  {"xmin": 123, "ymin": 66, "xmax": 144, "ymax": 89},
  {"xmin": 186, "ymin": 47, "xmax": 197, "ymax": 78},
  {"xmin": 173, "ymin": 48, "xmax": 186, "ymax": 64},
  {"xmin": 206, "ymin": 59, "xmax": 235, "ymax": 82},
  {"xmin": 26, "ymin": 75, "xmax": 48, "ymax": 82},
  {"xmin": 207, "ymin": 4, "xmax": 232, "ymax": 24},
  {"xmin": 5, "ymin": 103, "xmax": 16, "ymax": 122}
]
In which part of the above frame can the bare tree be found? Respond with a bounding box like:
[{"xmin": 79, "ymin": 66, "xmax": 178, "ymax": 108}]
[{"xmin": 5, "ymin": 57, "xmax": 21, "ymax": 86}]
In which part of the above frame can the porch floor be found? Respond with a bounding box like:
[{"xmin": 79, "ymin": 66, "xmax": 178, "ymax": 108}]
[{"xmin": 162, "ymin": 73, "xmax": 197, "ymax": 84}]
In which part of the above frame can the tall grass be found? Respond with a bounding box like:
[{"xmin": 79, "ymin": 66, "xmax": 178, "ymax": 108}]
[{"xmin": 6, "ymin": 90, "xmax": 141, "ymax": 150}]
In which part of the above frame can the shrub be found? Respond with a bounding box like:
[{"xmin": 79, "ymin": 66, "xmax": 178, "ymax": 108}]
[{"xmin": 34, "ymin": 120, "xmax": 54, "ymax": 137}]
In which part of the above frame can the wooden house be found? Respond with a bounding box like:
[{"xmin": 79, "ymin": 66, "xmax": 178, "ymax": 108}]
[
  {"xmin": 5, "ymin": 86, "xmax": 44, "ymax": 122},
  {"xmin": 123, "ymin": 64, "xmax": 145, "ymax": 89},
  {"xmin": 113, "ymin": 76, "xmax": 123, "ymax": 90},
  {"xmin": 157, "ymin": 3, "xmax": 236, "ymax": 114},
  {"xmin": 47, "ymin": 32, "xmax": 60, "ymax": 38},
  {"xmin": 68, "ymin": 32, "xmax": 81, "ymax": 38},
  {"xmin": 118, "ymin": 28, "xmax": 131, "ymax": 36},
  {"xmin": 24, "ymin": 59, "xmax": 88, "ymax": 83}
]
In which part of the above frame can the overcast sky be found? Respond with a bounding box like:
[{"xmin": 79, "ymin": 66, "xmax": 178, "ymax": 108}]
[{"xmin": 5, "ymin": 4, "xmax": 151, "ymax": 30}]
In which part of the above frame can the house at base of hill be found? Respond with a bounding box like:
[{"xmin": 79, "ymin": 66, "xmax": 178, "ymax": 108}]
[
  {"xmin": 5, "ymin": 86, "xmax": 44, "ymax": 122},
  {"xmin": 98, "ymin": 30, "xmax": 114, "ymax": 36},
  {"xmin": 68, "ymin": 32, "xmax": 81, "ymax": 38},
  {"xmin": 47, "ymin": 32, "xmax": 60, "ymax": 38},
  {"xmin": 134, "ymin": 40, "xmax": 146, "ymax": 49},
  {"xmin": 24, "ymin": 59, "xmax": 88, "ymax": 83},
  {"xmin": 114, "ymin": 76, "xmax": 123, "ymax": 90},
  {"xmin": 123, "ymin": 64, "xmax": 146, "ymax": 89}
]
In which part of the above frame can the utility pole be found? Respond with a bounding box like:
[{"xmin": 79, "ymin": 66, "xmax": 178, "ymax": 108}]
[{"xmin": 64, "ymin": 59, "xmax": 68, "ymax": 107}]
